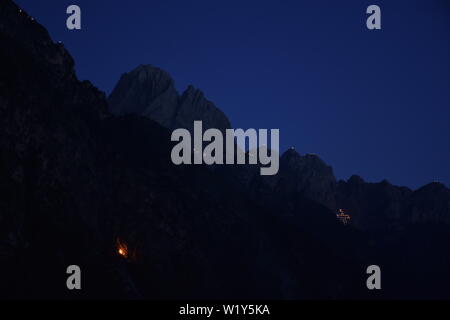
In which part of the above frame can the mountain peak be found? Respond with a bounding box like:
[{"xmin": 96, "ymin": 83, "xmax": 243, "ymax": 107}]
[
  {"xmin": 0, "ymin": 0, "xmax": 76, "ymax": 82},
  {"xmin": 108, "ymin": 64, "xmax": 179, "ymax": 126},
  {"xmin": 130, "ymin": 64, "xmax": 173, "ymax": 84},
  {"xmin": 347, "ymin": 175, "xmax": 365, "ymax": 185},
  {"xmin": 281, "ymin": 147, "xmax": 301, "ymax": 160},
  {"xmin": 417, "ymin": 181, "xmax": 448, "ymax": 193},
  {"xmin": 108, "ymin": 65, "xmax": 231, "ymax": 131},
  {"xmin": 278, "ymin": 149, "xmax": 337, "ymax": 210},
  {"xmin": 180, "ymin": 85, "xmax": 207, "ymax": 104},
  {"xmin": 175, "ymin": 85, "xmax": 231, "ymax": 132}
]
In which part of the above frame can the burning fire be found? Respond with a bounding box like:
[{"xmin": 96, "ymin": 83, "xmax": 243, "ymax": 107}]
[{"xmin": 116, "ymin": 239, "xmax": 128, "ymax": 258}]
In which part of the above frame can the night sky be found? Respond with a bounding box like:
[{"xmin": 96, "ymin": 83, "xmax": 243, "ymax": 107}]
[{"xmin": 14, "ymin": 0, "xmax": 450, "ymax": 189}]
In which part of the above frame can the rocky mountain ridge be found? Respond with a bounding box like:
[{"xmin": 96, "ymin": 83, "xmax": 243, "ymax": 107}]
[
  {"xmin": 109, "ymin": 63, "xmax": 450, "ymax": 232},
  {"xmin": 108, "ymin": 65, "xmax": 231, "ymax": 133},
  {"xmin": 1, "ymin": 0, "xmax": 450, "ymax": 299}
]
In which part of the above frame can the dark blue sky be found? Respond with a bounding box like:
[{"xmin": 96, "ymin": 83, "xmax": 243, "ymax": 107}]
[{"xmin": 15, "ymin": 0, "xmax": 450, "ymax": 189}]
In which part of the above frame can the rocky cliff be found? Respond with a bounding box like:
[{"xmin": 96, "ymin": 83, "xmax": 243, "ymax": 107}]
[
  {"xmin": 108, "ymin": 65, "xmax": 231, "ymax": 132},
  {"xmin": 1, "ymin": 0, "xmax": 450, "ymax": 300},
  {"xmin": 109, "ymin": 63, "xmax": 450, "ymax": 232},
  {"xmin": 0, "ymin": 0, "xmax": 369, "ymax": 299}
]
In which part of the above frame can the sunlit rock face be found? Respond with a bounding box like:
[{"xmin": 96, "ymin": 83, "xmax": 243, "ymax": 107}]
[{"xmin": 108, "ymin": 66, "xmax": 231, "ymax": 133}]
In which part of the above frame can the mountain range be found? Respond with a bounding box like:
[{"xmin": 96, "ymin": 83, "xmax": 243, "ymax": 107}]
[
  {"xmin": 1, "ymin": 0, "xmax": 450, "ymax": 299},
  {"xmin": 108, "ymin": 64, "xmax": 450, "ymax": 233}
]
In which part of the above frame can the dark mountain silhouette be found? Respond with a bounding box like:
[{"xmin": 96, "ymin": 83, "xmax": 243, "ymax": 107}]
[
  {"xmin": 109, "ymin": 65, "xmax": 231, "ymax": 133},
  {"xmin": 112, "ymin": 69, "xmax": 450, "ymax": 232},
  {"xmin": 1, "ymin": 0, "xmax": 450, "ymax": 300}
]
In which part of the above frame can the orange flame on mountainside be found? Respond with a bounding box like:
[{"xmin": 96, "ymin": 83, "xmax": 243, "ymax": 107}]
[{"xmin": 116, "ymin": 239, "xmax": 128, "ymax": 258}]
